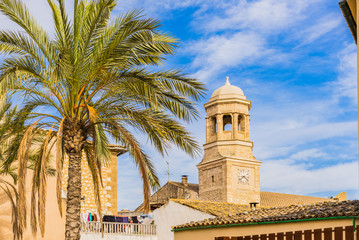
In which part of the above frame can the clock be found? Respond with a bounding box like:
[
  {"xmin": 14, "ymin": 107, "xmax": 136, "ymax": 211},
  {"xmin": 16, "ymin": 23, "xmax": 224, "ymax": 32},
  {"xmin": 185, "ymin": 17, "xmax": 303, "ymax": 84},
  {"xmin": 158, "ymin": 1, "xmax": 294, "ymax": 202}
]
[{"xmin": 238, "ymin": 169, "xmax": 249, "ymax": 184}]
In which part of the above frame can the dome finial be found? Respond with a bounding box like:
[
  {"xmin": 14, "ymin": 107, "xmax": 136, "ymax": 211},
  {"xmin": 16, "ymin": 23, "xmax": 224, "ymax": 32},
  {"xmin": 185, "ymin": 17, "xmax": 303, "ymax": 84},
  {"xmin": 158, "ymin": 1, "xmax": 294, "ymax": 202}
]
[{"xmin": 225, "ymin": 76, "xmax": 230, "ymax": 86}]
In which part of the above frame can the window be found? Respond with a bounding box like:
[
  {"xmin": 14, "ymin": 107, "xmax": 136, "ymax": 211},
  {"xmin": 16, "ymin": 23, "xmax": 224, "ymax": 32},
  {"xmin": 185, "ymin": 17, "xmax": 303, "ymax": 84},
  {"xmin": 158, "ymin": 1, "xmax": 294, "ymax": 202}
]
[
  {"xmin": 223, "ymin": 115, "xmax": 232, "ymax": 131},
  {"xmin": 212, "ymin": 175, "xmax": 214, "ymax": 183},
  {"xmin": 212, "ymin": 117, "xmax": 217, "ymax": 133},
  {"xmin": 238, "ymin": 115, "xmax": 242, "ymax": 131}
]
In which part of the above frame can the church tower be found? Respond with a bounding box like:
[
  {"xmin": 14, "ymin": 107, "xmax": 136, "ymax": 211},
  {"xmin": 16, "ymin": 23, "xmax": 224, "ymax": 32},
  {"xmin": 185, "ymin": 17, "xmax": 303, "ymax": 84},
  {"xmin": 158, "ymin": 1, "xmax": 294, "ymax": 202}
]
[{"xmin": 197, "ymin": 77, "xmax": 261, "ymax": 205}]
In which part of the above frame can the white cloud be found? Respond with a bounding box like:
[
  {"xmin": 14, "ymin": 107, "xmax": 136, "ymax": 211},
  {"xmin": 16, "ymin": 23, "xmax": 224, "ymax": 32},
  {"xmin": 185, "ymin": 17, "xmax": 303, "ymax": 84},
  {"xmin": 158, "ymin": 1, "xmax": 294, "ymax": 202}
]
[
  {"xmin": 253, "ymin": 120, "xmax": 357, "ymax": 160},
  {"xmin": 261, "ymin": 160, "xmax": 358, "ymax": 196},
  {"xmin": 187, "ymin": 32, "xmax": 287, "ymax": 81},
  {"xmin": 193, "ymin": 0, "xmax": 323, "ymax": 34},
  {"xmin": 290, "ymin": 148, "xmax": 328, "ymax": 161},
  {"xmin": 256, "ymin": 121, "xmax": 357, "ymax": 148},
  {"xmin": 295, "ymin": 15, "xmax": 342, "ymax": 46},
  {"xmin": 245, "ymin": 81, "xmax": 358, "ymax": 161},
  {"xmin": 333, "ymin": 44, "xmax": 357, "ymax": 103}
]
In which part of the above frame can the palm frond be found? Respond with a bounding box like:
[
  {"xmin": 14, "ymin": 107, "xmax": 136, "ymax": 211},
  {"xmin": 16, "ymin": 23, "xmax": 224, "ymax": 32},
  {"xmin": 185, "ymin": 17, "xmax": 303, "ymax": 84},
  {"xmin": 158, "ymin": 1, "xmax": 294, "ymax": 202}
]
[
  {"xmin": 104, "ymin": 121, "xmax": 157, "ymax": 211},
  {"xmin": 0, "ymin": 0, "xmax": 55, "ymax": 63},
  {"xmin": 17, "ymin": 117, "xmax": 44, "ymax": 231},
  {"xmin": 0, "ymin": 179, "xmax": 22, "ymax": 240},
  {"xmin": 56, "ymin": 118, "xmax": 65, "ymax": 217}
]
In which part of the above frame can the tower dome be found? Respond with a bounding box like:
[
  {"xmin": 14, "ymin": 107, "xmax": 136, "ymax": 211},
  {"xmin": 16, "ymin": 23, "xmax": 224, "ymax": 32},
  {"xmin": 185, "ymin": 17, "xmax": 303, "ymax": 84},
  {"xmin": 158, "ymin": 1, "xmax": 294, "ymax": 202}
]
[{"xmin": 211, "ymin": 77, "xmax": 246, "ymax": 100}]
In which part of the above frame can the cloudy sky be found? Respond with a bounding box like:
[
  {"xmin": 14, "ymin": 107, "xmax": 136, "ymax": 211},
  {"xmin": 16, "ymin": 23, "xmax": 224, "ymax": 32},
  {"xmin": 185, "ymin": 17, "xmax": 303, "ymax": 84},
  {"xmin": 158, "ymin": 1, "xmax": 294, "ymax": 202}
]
[{"xmin": 0, "ymin": 0, "xmax": 357, "ymax": 211}]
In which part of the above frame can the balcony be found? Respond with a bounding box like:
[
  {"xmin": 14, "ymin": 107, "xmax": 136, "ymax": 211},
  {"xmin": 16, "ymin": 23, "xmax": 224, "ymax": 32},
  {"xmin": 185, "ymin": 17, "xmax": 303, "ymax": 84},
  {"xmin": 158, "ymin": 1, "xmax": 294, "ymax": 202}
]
[{"xmin": 81, "ymin": 221, "xmax": 157, "ymax": 240}]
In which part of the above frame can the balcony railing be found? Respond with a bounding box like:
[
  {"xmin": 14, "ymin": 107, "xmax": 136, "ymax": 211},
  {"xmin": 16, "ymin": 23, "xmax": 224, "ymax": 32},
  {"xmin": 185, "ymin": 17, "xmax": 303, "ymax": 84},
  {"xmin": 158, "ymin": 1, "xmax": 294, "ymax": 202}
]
[{"xmin": 81, "ymin": 221, "xmax": 157, "ymax": 236}]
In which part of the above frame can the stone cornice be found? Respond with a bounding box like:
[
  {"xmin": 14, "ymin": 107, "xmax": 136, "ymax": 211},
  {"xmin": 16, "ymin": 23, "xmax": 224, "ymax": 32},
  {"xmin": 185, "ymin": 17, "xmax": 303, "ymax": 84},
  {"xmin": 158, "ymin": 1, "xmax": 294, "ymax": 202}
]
[
  {"xmin": 204, "ymin": 98, "xmax": 252, "ymax": 109},
  {"xmin": 204, "ymin": 140, "xmax": 253, "ymax": 149},
  {"xmin": 197, "ymin": 157, "xmax": 261, "ymax": 168}
]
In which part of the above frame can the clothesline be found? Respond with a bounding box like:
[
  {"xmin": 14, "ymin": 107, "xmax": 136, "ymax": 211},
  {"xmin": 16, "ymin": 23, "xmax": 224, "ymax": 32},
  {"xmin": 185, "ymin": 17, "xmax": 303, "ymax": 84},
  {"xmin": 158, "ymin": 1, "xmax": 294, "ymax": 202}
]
[{"xmin": 83, "ymin": 213, "xmax": 153, "ymax": 224}]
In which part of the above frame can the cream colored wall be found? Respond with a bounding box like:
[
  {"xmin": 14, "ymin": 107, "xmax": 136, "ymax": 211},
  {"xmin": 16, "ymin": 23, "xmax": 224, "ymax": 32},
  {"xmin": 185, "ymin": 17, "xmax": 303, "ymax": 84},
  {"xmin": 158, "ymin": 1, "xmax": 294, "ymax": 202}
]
[
  {"xmin": 152, "ymin": 201, "xmax": 214, "ymax": 240},
  {"xmin": 174, "ymin": 218, "xmax": 354, "ymax": 240},
  {"xmin": 0, "ymin": 172, "xmax": 66, "ymax": 240}
]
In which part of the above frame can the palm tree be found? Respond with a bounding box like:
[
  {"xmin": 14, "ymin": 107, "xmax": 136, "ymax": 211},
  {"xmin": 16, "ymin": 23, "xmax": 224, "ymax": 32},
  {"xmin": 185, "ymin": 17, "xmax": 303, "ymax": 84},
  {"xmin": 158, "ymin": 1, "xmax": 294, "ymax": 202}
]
[
  {"xmin": 0, "ymin": 99, "xmax": 27, "ymax": 240},
  {"xmin": 0, "ymin": 98, "xmax": 55, "ymax": 240},
  {"xmin": 0, "ymin": 0, "xmax": 205, "ymax": 239}
]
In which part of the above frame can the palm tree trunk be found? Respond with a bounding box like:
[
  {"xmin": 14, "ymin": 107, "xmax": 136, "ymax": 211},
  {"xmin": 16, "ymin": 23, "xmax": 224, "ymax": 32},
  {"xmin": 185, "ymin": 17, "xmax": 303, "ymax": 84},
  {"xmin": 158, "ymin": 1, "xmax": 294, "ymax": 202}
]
[
  {"xmin": 65, "ymin": 150, "xmax": 82, "ymax": 240},
  {"xmin": 63, "ymin": 119, "xmax": 86, "ymax": 240}
]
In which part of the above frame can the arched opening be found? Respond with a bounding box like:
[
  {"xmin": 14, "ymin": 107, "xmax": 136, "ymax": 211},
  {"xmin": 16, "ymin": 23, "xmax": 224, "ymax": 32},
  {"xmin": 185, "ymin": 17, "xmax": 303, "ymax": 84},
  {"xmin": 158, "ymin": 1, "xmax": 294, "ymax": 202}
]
[
  {"xmin": 223, "ymin": 115, "xmax": 232, "ymax": 131},
  {"xmin": 212, "ymin": 175, "xmax": 214, "ymax": 183},
  {"xmin": 212, "ymin": 117, "xmax": 217, "ymax": 133},
  {"xmin": 238, "ymin": 115, "xmax": 242, "ymax": 131}
]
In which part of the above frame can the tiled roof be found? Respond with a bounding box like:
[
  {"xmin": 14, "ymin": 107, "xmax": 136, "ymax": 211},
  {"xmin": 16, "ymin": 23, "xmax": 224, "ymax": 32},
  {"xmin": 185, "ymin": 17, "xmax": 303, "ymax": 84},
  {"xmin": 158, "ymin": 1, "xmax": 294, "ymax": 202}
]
[
  {"xmin": 153, "ymin": 181, "xmax": 337, "ymax": 208},
  {"xmin": 169, "ymin": 181, "xmax": 199, "ymax": 193},
  {"xmin": 136, "ymin": 180, "xmax": 343, "ymax": 212},
  {"xmin": 173, "ymin": 200, "xmax": 359, "ymax": 230},
  {"xmin": 171, "ymin": 199, "xmax": 251, "ymax": 217},
  {"xmin": 260, "ymin": 191, "xmax": 336, "ymax": 207}
]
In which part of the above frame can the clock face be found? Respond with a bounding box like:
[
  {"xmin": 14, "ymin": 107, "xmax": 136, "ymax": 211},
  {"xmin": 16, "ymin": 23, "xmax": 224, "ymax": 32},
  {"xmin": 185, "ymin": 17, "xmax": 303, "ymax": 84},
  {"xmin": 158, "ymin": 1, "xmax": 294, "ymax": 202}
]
[{"xmin": 238, "ymin": 169, "xmax": 249, "ymax": 184}]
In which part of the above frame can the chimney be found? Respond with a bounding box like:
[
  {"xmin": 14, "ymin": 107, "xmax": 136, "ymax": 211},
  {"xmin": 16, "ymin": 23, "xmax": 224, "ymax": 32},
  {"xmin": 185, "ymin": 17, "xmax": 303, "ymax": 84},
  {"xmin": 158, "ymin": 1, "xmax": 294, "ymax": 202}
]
[
  {"xmin": 181, "ymin": 175, "xmax": 188, "ymax": 186},
  {"xmin": 249, "ymin": 202, "xmax": 259, "ymax": 210}
]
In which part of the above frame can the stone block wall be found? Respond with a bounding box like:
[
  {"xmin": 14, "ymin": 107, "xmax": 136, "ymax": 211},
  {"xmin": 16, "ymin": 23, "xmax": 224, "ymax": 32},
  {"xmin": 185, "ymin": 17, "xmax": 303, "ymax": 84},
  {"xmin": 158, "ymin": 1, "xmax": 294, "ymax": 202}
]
[
  {"xmin": 61, "ymin": 151, "xmax": 119, "ymax": 215},
  {"xmin": 198, "ymin": 162, "xmax": 225, "ymax": 202}
]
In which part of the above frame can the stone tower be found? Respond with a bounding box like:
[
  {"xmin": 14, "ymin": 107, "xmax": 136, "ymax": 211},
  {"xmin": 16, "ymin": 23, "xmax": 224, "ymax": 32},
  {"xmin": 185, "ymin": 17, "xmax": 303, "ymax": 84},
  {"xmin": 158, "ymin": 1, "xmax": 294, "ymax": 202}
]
[{"xmin": 197, "ymin": 77, "xmax": 261, "ymax": 205}]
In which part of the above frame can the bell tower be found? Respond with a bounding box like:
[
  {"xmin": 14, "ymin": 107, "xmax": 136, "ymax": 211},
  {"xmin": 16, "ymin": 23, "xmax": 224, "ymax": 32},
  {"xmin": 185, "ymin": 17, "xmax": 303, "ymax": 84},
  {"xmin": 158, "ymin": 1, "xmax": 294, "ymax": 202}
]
[{"xmin": 197, "ymin": 77, "xmax": 261, "ymax": 205}]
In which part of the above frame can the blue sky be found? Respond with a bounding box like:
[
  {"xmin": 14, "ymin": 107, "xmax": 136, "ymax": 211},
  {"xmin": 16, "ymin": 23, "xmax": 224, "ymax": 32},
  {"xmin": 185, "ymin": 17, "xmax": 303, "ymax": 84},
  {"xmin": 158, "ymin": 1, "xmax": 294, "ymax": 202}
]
[{"xmin": 0, "ymin": 0, "xmax": 357, "ymax": 211}]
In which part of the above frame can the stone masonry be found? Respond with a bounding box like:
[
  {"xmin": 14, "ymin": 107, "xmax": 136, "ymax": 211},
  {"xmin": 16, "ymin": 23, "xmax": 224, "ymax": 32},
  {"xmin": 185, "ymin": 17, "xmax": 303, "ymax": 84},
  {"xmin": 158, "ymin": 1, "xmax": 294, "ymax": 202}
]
[
  {"xmin": 61, "ymin": 146, "xmax": 124, "ymax": 215},
  {"xmin": 197, "ymin": 78, "xmax": 261, "ymax": 205}
]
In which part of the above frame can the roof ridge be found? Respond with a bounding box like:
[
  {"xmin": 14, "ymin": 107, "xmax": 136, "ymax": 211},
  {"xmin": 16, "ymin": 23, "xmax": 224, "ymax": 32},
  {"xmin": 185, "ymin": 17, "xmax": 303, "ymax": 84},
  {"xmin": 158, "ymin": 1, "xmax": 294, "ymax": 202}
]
[
  {"xmin": 171, "ymin": 198, "xmax": 248, "ymax": 205},
  {"xmin": 261, "ymin": 191, "xmax": 333, "ymax": 199}
]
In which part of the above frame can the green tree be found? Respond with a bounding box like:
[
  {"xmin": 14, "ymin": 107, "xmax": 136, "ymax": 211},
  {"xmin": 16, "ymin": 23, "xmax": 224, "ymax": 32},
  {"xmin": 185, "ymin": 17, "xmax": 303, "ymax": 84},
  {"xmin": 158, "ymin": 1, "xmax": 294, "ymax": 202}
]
[{"xmin": 0, "ymin": 0, "xmax": 205, "ymax": 239}]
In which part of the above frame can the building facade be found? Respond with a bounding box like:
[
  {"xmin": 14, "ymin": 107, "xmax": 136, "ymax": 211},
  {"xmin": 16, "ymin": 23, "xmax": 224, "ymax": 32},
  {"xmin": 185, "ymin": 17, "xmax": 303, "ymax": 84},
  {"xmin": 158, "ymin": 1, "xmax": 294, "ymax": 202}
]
[
  {"xmin": 198, "ymin": 77, "xmax": 261, "ymax": 205},
  {"xmin": 173, "ymin": 201, "xmax": 359, "ymax": 240}
]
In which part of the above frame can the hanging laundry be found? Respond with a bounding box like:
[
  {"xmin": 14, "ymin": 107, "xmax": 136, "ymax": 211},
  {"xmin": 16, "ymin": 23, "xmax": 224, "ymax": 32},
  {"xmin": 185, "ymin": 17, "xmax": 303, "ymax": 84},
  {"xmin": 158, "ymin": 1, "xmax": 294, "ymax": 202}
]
[
  {"xmin": 123, "ymin": 217, "xmax": 129, "ymax": 223},
  {"xmin": 131, "ymin": 216, "xmax": 139, "ymax": 223}
]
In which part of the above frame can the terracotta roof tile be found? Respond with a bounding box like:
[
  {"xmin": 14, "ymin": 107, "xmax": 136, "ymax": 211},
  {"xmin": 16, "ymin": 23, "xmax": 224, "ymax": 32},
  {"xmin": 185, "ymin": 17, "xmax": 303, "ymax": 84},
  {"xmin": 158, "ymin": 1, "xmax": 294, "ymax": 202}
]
[
  {"xmin": 171, "ymin": 199, "xmax": 251, "ymax": 217},
  {"xmin": 260, "ymin": 191, "xmax": 336, "ymax": 207},
  {"xmin": 173, "ymin": 200, "xmax": 359, "ymax": 230},
  {"xmin": 169, "ymin": 182, "xmax": 199, "ymax": 193}
]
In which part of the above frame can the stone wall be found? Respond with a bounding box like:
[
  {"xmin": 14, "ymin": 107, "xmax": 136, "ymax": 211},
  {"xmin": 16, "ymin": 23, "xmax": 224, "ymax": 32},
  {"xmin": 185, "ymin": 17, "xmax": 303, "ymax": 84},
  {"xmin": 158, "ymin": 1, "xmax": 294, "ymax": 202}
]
[
  {"xmin": 198, "ymin": 163, "xmax": 224, "ymax": 202},
  {"xmin": 148, "ymin": 182, "xmax": 198, "ymax": 206},
  {"xmin": 61, "ymin": 150, "xmax": 119, "ymax": 215}
]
